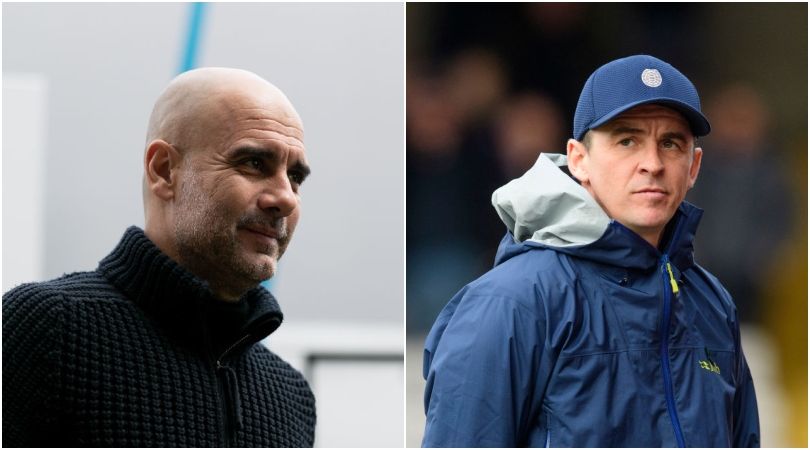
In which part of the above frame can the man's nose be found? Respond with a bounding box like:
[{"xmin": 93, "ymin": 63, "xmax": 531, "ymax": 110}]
[
  {"xmin": 257, "ymin": 174, "xmax": 298, "ymax": 217},
  {"xmin": 638, "ymin": 143, "xmax": 664, "ymax": 175}
]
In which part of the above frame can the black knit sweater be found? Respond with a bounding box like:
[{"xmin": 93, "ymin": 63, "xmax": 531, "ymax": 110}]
[{"xmin": 3, "ymin": 227, "xmax": 316, "ymax": 447}]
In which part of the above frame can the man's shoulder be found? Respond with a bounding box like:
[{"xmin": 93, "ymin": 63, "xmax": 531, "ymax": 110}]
[
  {"xmin": 685, "ymin": 263, "xmax": 739, "ymax": 315},
  {"xmin": 252, "ymin": 344, "xmax": 308, "ymax": 378},
  {"xmin": 467, "ymin": 246, "xmax": 578, "ymax": 300},
  {"xmin": 2, "ymin": 272, "xmax": 100, "ymax": 347},
  {"xmin": 3, "ymin": 270, "xmax": 125, "ymax": 316},
  {"xmin": 250, "ymin": 344, "xmax": 316, "ymax": 399},
  {"xmin": 431, "ymin": 246, "xmax": 580, "ymax": 329}
]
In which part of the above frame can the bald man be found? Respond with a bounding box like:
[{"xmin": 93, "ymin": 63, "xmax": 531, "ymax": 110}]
[{"xmin": 3, "ymin": 68, "xmax": 316, "ymax": 447}]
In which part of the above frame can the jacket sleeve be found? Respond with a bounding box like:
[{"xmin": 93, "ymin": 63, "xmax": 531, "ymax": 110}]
[
  {"xmin": 732, "ymin": 321, "xmax": 761, "ymax": 448},
  {"xmin": 2, "ymin": 285, "xmax": 65, "ymax": 447},
  {"xmin": 422, "ymin": 289, "xmax": 549, "ymax": 447}
]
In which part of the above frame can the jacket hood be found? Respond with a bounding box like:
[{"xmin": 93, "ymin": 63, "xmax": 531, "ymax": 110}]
[{"xmin": 491, "ymin": 153, "xmax": 703, "ymax": 271}]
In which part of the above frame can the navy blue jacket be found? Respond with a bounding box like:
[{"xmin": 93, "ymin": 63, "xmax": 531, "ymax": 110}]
[{"xmin": 422, "ymin": 154, "xmax": 760, "ymax": 447}]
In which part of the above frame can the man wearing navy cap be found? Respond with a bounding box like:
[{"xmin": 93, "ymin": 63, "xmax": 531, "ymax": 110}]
[{"xmin": 422, "ymin": 55, "xmax": 760, "ymax": 447}]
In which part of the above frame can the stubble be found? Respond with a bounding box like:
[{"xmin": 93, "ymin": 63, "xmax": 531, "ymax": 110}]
[{"xmin": 172, "ymin": 169, "xmax": 290, "ymax": 298}]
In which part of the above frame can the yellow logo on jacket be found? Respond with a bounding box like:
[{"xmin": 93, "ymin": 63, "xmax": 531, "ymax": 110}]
[{"xmin": 699, "ymin": 360, "xmax": 720, "ymax": 374}]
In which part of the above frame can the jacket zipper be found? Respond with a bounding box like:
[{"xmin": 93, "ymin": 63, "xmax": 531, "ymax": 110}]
[
  {"xmin": 214, "ymin": 363, "xmax": 232, "ymax": 448},
  {"xmin": 215, "ymin": 334, "xmax": 251, "ymax": 447},
  {"xmin": 660, "ymin": 254, "xmax": 686, "ymax": 447},
  {"xmin": 198, "ymin": 312, "xmax": 229, "ymax": 447},
  {"xmin": 200, "ymin": 303, "xmax": 250, "ymax": 448}
]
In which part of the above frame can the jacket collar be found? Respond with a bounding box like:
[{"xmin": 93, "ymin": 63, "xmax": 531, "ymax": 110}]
[
  {"xmin": 97, "ymin": 226, "xmax": 283, "ymax": 355},
  {"xmin": 571, "ymin": 201, "xmax": 703, "ymax": 271},
  {"xmin": 492, "ymin": 153, "xmax": 704, "ymax": 272}
]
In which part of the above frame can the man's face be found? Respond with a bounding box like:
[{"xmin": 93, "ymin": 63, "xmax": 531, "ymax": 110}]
[
  {"xmin": 567, "ymin": 104, "xmax": 702, "ymax": 247},
  {"xmin": 172, "ymin": 92, "xmax": 309, "ymax": 298}
]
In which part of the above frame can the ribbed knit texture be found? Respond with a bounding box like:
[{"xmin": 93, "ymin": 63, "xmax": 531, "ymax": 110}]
[{"xmin": 3, "ymin": 226, "xmax": 316, "ymax": 447}]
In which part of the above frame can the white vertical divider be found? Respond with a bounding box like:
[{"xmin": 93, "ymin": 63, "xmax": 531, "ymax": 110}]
[{"xmin": 3, "ymin": 74, "xmax": 49, "ymax": 293}]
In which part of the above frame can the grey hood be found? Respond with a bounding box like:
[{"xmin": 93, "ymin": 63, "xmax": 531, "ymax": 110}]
[{"xmin": 491, "ymin": 153, "xmax": 611, "ymax": 248}]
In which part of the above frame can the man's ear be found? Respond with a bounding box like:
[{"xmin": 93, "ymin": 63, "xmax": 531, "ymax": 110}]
[
  {"xmin": 688, "ymin": 147, "xmax": 703, "ymax": 189},
  {"xmin": 144, "ymin": 140, "xmax": 181, "ymax": 201},
  {"xmin": 566, "ymin": 138, "xmax": 589, "ymax": 184}
]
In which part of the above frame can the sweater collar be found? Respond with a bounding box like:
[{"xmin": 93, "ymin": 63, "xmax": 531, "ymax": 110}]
[{"xmin": 97, "ymin": 226, "xmax": 283, "ymax": 354}]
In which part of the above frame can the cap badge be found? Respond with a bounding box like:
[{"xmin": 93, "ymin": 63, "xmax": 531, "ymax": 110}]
[{"xmin": 641, "ymin": 69, "xmax": 662, "ymax": 87}]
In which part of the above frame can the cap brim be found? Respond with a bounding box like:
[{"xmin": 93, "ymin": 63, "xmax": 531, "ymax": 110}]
[{"xmin": 585, "ymin": 97, "xmax": 711, "ymax": 140}]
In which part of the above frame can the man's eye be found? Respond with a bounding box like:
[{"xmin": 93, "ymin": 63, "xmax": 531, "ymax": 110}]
[
  {"xmin": 662, "ymin": 140, "xmax": 680, "ymax": 150},
  {"xmin": 288, "ymin": 171, "xmax": 305, "ymax": 185},
  {"xmin": 619, "ymin": 138, "xmax": 634, "ymax": 147},
  {"xmin": 245, "ymin": 158, "xmax": 263, "ymax": 170}
]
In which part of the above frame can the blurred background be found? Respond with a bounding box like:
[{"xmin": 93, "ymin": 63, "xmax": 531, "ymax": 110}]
[
  {"xmin": 3, "ymin": 3, "xmax": 403, "ymax": 447},
  {"xmin": 406, "ymin": 3, "xmax": 807, "ymax": 447}
]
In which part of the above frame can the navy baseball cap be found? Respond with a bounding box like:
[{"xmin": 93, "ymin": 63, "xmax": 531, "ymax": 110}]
[{"xmin": 573, "ymin": 55, "xmax": 711, "ymax": 141}]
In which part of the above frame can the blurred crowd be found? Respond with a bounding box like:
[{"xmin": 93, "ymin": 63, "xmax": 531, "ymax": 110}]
[
  {"xmin": 406, "ymin": 3, "xmax": 807, "ymax": 446},
  {"xmin": 406, "ymin": 3, "xmax": 804, "ymax": 329}
]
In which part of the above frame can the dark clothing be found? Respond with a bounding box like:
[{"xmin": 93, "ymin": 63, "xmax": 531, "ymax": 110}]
[{"xmin": 3, "ymin": 227, "xmax": 316, "ymax": 447}]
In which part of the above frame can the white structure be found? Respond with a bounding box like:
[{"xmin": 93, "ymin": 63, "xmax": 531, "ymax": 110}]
[
  {"xmin": 267, "ymin": 322, "xmax": 403, "ymax": 447},
  {"xmin": 3, "ymin": 75, "xmax": 48, "ymax": 292}
]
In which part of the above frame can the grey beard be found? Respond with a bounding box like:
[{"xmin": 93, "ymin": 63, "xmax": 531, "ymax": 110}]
[{"xmin": 172, "ymin": 170, "xmax": 288, "ymax": 297}]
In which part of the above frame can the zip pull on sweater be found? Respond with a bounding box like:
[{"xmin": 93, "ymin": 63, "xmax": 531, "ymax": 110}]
[
  {"xmin": 217, "ymin": 362, "xmax": 244, "ymax": 432},
  {"xmin": 214, "ymin": 333, "xmax": 252, "ymax": 435}
]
